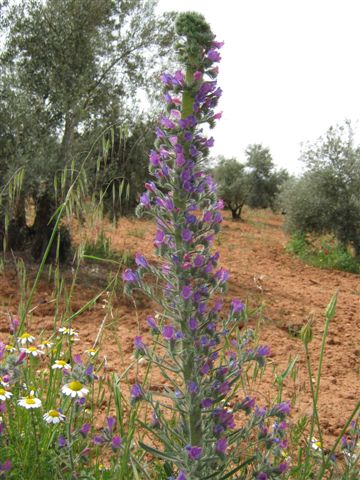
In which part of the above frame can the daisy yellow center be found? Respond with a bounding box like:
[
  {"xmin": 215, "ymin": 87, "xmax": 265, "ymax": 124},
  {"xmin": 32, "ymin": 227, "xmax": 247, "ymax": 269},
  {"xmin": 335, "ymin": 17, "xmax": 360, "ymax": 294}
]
[
  {"xmin": 6, "ymin": 345, "xmax": 14, "ymax": 350},
  {"xmin": 21, "ymin": 333, "xmax": 31, "ymax": 339},
  {"xmin": 56, "ymin": 360, "xmax": 67, "ymax": 366},
  {"xmin": 28, "ymin": 347, "xmax": 37, "ymax": 352},
  {"xmin": 48, "ymin": 410, "xmax": 60, "ymax": 417},
  {"xmin": 25, "ymin": 397, "xmax": 36, "ymax": 405},
  {"xmin": 0, "ymin": 388, "xmax": 5, "ymax": 395},
  {"xmin": 68, "ymin": 381, "xmax": 83, "ymax": 391}
]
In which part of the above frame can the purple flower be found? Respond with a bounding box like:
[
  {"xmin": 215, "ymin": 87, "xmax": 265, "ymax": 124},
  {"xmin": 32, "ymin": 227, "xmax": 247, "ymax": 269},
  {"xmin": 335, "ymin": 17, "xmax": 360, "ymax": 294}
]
[
  {"xmin": 80, "ymin": 423, "xmax": 91, "ymax": 437},
  {"xmin": 135, "ymin": 253, "xmax": 149, "ymax": 269},
  {"xmin": 212, "ymin": 40, "xmax": 224, "ymax": 48},
  {"xmin": 144, "ymin": 181, "xmax": 156, "ymax": 193},
  {"xmin": 213, "ymin": 212, "xmax": 222, "ymax": 223},
  {"xmin": 111, "ymin": 435, "xmax": 122, "ymax": 450},
  {"xmin": 256, "ymin": 473, "xmax": 268, "ymax": 480},
  {"xmin": 160, "ymin": 116, "xmax": 175, "ymax": 130},
  {"xmin": 15, "ymin": 351, "xmax": 26, "ymax": 365},
  {"xmin": 149, "ymin": 150, "xmax": 160, "ymax": 166},
  {"xmin": 154, "ymin": 229, "xmax": 165, "ymax": 247},
  {"xmin": 0, "ymin": 459, "xmax": 11, "ymax": 472},
  {"xmin": 176, "ymin": 471, "xmax": 187, "ymax": 480},
  {"xmin": 207, "ymin": 48, "xmax": 221, "ymax": 62},
  {"xmin": 202, "ymin": 211, "xmax": 212, "ymax": 222},
  {"xmin": 277, "ymin": 462, "xmax": 289, "ymax": 474},
  {"xmin": 73, "ymin": 353, "xmax": 82, "ymax": 364},
  {"xmin": 162, "ymin": 325, "xmax": 175, "ymax": 341},
  {"xmin": 239, "ymin": 396, "xmax": 256, "ymax": 413},
  {"xmin": 165, "ymin": 198, "xmax": 174, "ymax": 211},
  {"xmin": 170, "ymin": 109, "xmax": 181, "ymax": 119},
  {"xmin": 200, "ymin": 362, "xmax": 210, "ymax": 375},
  {"xmin": 181, "ymin": 285, "xmax": 193, "ymax": 300},
  {"xmin": 173, "ymin": 70, "xmax": 184, "ymax": 84},
  {"xmin": 160, "ymin": 72, "xmax": 173, "ymax": 85},
  {"xmin": 181, "ymin": 228, "xmax": 192, "ymax": 242},
  {"xmin": 201, "ymin": 398, "xmax": 213, "ymax": 408},
  {"xmin": 255, "ymin": 345, "xmax": 270, "ymax": 358},
  {"xmin": 140, "ymin": 192, "xmax": 150, "ymax": 207},
  {"xmin": 0, "ymin": 342, "xmax": 5, "ymax": 361},
  {"xmin": 215, "ymin": 268, "xmax": 229, "ymax": 283},
  {"xmin": 107, "ymin": 416, "xmax": 116, "ymax": 432},
  {"xmin": 184, "ymin": 131, "xmax": 193, "ymax": 141},
  {"xmin": 76, "ymin": 397, "xmax": 86, "ymax": 406},
  {"xmin": 176, "ymin": 152, "xmax": 185, "ymax": 167},
  {"xmin": 215, "ymin": 437, "xmax": 228, "ymax": 455},
  {"xmin": 255, "ymin": 406, "xmax": 267, "ymax": 417},
  {"xmin": 134, "ymin": 336, "xmax": 146, "ymax": 353},
  {"xmin": 193, "ymin": 71, "xmax": 202, "ymax": 81},
  {"xmin": 193, "ymin": 255, "xmax": 204, "ymax": 267},
  {"xmin": 93, "ymin": 435, "xmax": 104, "ymax": 445},
  {"xmin": 147, "ymin": 316, "xmax": 159, "ymax": 333},
  {"xmin": 130, "ymin": 384, "xmax": 143, "ymax": 403},
  {"xmin": 231, "ymin": 299, "xmax": 245, "ymax": 314},
  {"xmin": 272, "ymin": 402, "xmax": 291, "ymax": 416},
  {"xmin": 9, "ymin": 316, "xmax": 19, "ymax": 334},
  {"xmin": 85, "ymin": 364, "xmax": 95, "ymax": 378},
  {"xmin": 58, "ymin": 435, "xmax": 67, "ymax": 448},
  {"xmin": 217, "ymin": 381, "xmax": 230, "ymax": 395},
  {"xmin": 156, "ymin": 127, "xmax": 165, "ymax": 138},
  {"xmin": 187, "ymin": 381, "xmax": 199, "ymax": 395},
  {"xmin": 186, "ymin": 445, "xmax": 203, "ymax": 461},
  {"xmin": 188, "ymin": 318, "xmax": 199, "ymax": 331},
  {"xmin": 122, "ymin": 269, "xmax": 137, "ymax": 283}
]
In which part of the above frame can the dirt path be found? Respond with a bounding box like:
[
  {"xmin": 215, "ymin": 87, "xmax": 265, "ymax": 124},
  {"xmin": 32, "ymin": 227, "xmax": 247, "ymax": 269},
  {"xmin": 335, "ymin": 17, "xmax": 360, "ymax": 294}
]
[{"xmin": 0, "ymin": 208, "xmax": 359, "ymax": 446}]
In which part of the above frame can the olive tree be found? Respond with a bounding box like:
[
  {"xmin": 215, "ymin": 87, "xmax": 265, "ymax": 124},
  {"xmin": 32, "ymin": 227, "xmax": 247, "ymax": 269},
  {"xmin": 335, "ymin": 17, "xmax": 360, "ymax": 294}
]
[
  {"xmin": 0, "ymin": 0, "xmax": 174, "ymax": 259},
  {"xmin": 279, "ymin": 122, "xmax": 360, "ymax": 258},
  {"xmin": 213, "ymin": 158, "xmax": 251, "ymax": 220}
]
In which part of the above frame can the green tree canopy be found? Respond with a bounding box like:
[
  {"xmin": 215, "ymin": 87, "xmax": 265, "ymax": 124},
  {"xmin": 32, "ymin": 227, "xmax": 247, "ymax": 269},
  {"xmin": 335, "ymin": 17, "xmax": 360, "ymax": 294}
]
[
  {"xmin": 245, "ymin": 143, "xmax": 288, "ymax": 209},
  {"xmin": 279, "ymin": 121, "xmax": 360, "ymax": 257},
  {"xmin": 0, "ymin": 0, "xmax": 175, "ymax": 259},
  {"xmin": 213, "ymin": 157, "xmax": 251, "ymax": 220}
]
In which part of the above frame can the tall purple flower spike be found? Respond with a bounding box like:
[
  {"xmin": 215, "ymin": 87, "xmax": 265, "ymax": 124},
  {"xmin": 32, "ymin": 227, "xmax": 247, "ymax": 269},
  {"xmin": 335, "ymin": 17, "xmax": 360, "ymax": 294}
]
[{"xmin": 122, "ymin": 11, "xmax": 289, "ymax": 479}]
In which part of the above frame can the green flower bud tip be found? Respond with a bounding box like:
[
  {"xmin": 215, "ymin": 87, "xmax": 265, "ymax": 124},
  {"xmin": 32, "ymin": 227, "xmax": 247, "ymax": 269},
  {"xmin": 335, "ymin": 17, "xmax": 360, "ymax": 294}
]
[
  {"xmin": 300, "ymin": 320, "xmax": 313, "ymax": 345},
  {"xmin": 325, "ymin": 292, "xmax": 337, "ymax": 320},
  {"xmin": 175, "ymin": 11, "xmax": 214, "ymax": 48}
]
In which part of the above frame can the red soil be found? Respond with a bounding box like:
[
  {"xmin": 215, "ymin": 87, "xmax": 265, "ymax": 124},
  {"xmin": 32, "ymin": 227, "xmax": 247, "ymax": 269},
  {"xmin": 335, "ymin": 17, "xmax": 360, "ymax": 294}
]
[{"xmin": 0, "ymin": 208, "xmax": 359, "ymax": 448}]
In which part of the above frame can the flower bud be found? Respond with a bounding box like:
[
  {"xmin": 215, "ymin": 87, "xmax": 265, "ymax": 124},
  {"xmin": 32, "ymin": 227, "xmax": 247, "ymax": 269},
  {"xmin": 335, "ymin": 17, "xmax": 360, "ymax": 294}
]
[{"xmin": 300, "ymin": 320, "xmax": 313, "ymax": 345}]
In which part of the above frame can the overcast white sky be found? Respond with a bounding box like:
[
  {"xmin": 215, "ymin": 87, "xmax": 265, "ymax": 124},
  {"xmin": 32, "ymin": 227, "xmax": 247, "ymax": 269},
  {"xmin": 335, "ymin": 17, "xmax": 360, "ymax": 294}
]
[{"xmin": 157, "ymin": 0, "xmax": 360, "ymax": 174}]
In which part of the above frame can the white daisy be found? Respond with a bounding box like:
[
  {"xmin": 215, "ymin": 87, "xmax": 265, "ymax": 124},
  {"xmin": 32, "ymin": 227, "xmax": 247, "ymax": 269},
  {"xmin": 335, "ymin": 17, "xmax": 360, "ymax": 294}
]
[
  {"xmin": 40, "ymin": 340, "xmax": 54, "ymax": 350},
  {"xmin": 62, "ymin": 381, "xmax": 89, "ymax": 398},
  {"xmin": 18, "ymin": 332, "xmax": 35, "ymax": 345},
  {"xmin": 5, "ymin": 345, "xmax": 15, "ymax": 353},
  {"xmin": 0, "ymin": 388, "xmax": 13, "ymax": 401},
  {"xmin": 58, "ymin": 327, "xmax": 79, "ymax": 337},
  {"xmin": 21, "ymin": 346, "xmax": 44, "ymax": 357},
  {"xmin": 52, "ymin": 360, "xmax": 71, "ymax": 370},
  {"xmin": 43, "ymin": 409, "xmax": 66, "ymax": 424},
  {"xmin": 310, "ymin": 437, "xmax": 322, "ymax": 451},
  {"xmin": 18, "ymin": 391, "xmax": 42, "ymax": 409},
  {"xmin": 85, "ymin": 348, "xmax": 98, "ymax": 357}
]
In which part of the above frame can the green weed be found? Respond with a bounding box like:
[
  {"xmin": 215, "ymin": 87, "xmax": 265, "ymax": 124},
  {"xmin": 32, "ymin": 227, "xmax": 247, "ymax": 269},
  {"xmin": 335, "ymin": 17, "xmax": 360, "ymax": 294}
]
[{"xmin": 287, "ymin": 234, "xmax": 360, "ymax": 274}]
